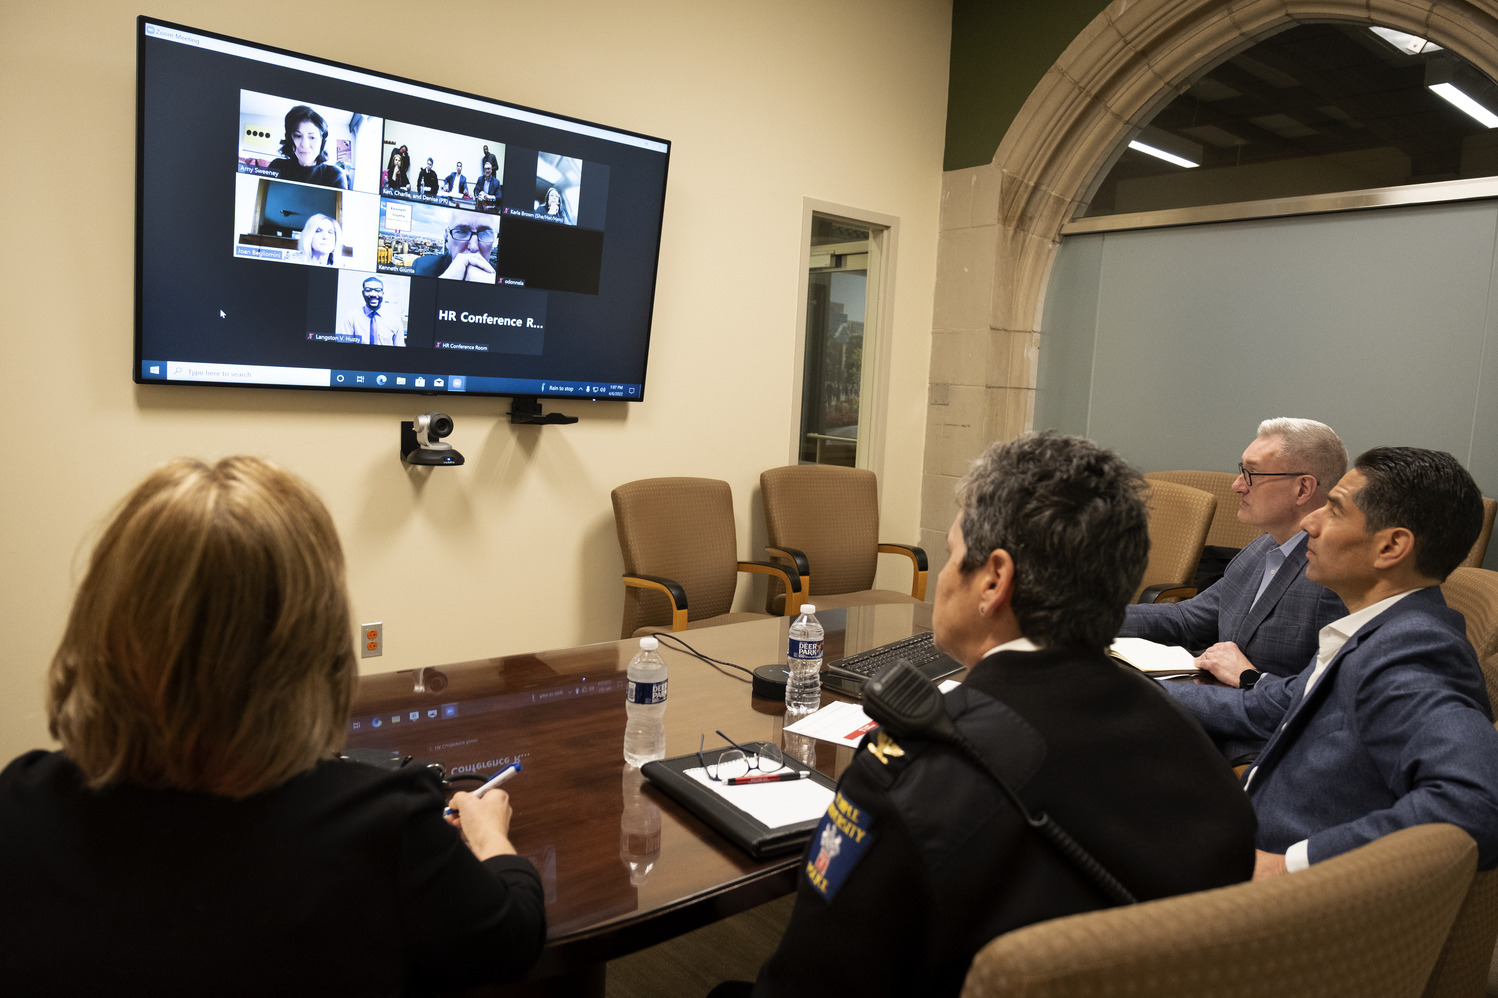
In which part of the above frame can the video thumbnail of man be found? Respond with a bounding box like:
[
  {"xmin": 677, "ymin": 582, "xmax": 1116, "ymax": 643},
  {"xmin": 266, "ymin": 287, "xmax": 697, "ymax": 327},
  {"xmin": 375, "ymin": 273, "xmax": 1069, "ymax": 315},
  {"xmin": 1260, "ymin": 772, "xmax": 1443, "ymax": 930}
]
[
  {"xmin": 236, "ymin": 90, "xmax": 382, "ymax": 194},
  {"xmin": 380, "ymin": 120, "xmax": 504, "ymax": 211},
  {"xmin": 378, "ymin": 200, "xmax": 499, "ymax": 283},
  {"xmin": 324, "ymin": 271, "xmax": 410, "ymax": 347},
  {"xmin": 231, "ymin": 176, "xmax": 380, "ymax": 271}
]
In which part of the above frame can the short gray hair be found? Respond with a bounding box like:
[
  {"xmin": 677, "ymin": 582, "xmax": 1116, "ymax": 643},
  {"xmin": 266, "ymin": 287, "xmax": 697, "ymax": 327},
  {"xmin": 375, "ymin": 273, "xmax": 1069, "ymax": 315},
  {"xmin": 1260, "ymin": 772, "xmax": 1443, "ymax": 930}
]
[
  {"xmin": 1257, "ymin": 417, "xmax": 1346, "ymax": 496},
  {"xmin": 956, "ymin": 431, "xmax": 1149, "ymax": 648}
]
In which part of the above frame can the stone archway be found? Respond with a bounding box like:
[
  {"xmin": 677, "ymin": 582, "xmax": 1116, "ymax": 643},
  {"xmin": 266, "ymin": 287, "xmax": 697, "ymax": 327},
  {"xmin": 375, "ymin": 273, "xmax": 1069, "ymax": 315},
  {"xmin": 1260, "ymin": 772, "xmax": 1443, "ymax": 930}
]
[{"xmin": 919, "ymin": 0, "xmax": 1498, "ymax": 561}]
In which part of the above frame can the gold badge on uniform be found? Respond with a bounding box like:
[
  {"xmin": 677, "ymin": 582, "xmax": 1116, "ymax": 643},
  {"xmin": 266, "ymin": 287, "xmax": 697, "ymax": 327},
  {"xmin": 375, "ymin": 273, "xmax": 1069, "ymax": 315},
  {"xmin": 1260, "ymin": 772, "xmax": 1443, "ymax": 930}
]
[{"xmin": 867, "ymin": 730, "xmax": 904, "ymax": 765}]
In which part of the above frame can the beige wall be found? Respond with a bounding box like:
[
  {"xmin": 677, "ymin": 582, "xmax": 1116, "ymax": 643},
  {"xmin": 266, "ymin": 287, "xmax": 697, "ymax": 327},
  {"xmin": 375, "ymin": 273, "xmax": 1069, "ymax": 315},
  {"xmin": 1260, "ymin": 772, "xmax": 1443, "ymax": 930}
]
[{"xmin": 0, "ymin": 0, "xmax": 949, "ymax": 761}]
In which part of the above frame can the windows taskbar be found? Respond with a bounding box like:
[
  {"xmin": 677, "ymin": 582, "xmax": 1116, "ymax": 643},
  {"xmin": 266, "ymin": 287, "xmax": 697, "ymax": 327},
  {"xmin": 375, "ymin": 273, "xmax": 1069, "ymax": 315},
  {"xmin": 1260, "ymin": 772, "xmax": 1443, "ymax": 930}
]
[{"xmin": 138, "ymin": 360, "xmax": 642, "ymax": 399}]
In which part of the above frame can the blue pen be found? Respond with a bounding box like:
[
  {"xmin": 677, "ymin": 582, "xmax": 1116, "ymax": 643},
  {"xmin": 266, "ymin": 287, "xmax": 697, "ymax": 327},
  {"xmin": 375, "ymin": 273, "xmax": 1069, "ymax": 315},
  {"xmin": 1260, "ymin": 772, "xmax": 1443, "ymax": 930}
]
[{"xmin": 444, "ymin": 763, "xmax": 522, "ymax": 817}]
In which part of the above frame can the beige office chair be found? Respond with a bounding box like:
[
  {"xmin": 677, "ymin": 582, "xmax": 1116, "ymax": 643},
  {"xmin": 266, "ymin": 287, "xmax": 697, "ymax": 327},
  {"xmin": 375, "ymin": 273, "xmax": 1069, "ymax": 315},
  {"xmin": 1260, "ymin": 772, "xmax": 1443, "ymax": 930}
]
[
  {"xmin": 1440, "ymin": 567, "xmax": 1498, "ymax": 715},
  {"xmin": 611, "ymin": 477, "xmax": 801, "ymax": 639},
  {"xmin": 960, "ymin": 823, "xmax": 1476, "ymax": 998},
  {"xmin": 1144, "ymin": 469, "xmax": 1263, "ymax": 551},
  {"xmin": 1461, "ymin": 497, "xmax": 1497, "ymax": 569},
  {"xmin": 1135, "ymin": 480, "xmax": 1215, "ymax": 603},
  {"xmin": 759, "ymin": 465, "xmax": 926, "ymax": 615},
  {"xmin": 1429, "ymin": 567, "xmax": 1498, "ymax": 998}
]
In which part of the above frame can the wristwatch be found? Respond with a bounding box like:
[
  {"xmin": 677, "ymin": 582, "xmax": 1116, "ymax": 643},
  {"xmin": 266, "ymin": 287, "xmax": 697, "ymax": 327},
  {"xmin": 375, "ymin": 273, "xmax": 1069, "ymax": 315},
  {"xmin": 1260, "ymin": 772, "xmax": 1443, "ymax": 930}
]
[{"xmin": 1238, "ymin": 668, "xmax": 1262, "ymax": 690}]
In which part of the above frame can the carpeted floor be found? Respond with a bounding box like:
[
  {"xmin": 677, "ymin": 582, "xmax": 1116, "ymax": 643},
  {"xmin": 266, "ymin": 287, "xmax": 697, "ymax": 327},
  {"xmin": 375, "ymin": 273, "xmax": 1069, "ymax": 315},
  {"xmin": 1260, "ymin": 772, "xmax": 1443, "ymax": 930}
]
[{"xmin": 604, "ymin": 894, "xmax": 795, "ymax": 998}]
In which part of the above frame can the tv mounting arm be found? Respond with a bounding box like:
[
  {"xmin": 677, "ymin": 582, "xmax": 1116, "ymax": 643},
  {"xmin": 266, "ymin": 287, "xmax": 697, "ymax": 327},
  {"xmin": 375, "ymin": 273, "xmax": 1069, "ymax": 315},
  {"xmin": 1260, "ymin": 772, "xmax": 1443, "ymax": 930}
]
[{"xmin": 509, "ymin": 396, "xmax": 578, "ymax": 425}]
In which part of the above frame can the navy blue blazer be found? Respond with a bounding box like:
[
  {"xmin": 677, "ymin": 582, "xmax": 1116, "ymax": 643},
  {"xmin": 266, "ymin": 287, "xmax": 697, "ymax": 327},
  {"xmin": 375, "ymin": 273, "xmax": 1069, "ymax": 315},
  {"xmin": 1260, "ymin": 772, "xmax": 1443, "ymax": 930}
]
[
  {"xmin": 1119, "ymin": 533, "xmax": 1345, "ymax": 676},
  {"xmin": 1170, "ymin": 587, "xmax": 1498, "ymax": 868}
]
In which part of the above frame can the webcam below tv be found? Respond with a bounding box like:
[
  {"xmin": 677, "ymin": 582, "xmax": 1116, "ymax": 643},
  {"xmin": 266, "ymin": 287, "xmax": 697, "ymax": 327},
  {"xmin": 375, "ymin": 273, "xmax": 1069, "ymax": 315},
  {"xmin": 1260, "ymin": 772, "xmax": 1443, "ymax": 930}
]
[{"xmin": 134, "ymin": 18, "xmax": 669, "ymax": 411}]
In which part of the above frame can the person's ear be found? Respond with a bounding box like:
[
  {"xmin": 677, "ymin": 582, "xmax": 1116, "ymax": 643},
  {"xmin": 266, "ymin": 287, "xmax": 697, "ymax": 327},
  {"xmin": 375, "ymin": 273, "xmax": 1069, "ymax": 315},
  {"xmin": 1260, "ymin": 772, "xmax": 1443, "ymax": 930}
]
[
  {"xmin": 1371, "ymin": 526, "xmax": 1416, "ymax": 572},
  {"xmin": 1295, "ymin": 474, "xmax": 1319, "ymax": 505},
  {"xmin": 979, "ymin": 548, "xmax": 1015, "ymax": 618}
]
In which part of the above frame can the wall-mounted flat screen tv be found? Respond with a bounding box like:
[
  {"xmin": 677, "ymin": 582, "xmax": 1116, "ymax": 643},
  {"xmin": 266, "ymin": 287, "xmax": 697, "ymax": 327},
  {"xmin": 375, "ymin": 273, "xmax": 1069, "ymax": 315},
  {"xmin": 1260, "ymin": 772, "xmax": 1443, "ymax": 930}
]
[{"xmin": 135, "ymin": 17, "xmax": 669, "ymax": 402}]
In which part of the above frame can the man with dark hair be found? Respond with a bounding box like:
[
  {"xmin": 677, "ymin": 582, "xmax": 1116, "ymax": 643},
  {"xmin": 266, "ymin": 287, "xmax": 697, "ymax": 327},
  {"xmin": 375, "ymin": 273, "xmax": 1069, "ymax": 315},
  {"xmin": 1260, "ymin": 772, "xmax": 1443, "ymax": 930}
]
[
  {"xmin": 1120, "ymin": 417, "xmax": 1348, "ymax": 679},
  {"xmin": 443, "ymin": 161, "xmax": 468, "ymax": 197},
  {"xmin": 740, "ymin": 432, "xmax": 1256, "ymax": 998},
  {"xmin": 338, "ymin": 277, "xmax": 405, "ymax": 347},
  {"xmin": 417, "ymin": 157, "xmax": 439, "ymax": 196},
  {"xmin": 1170, "ymin": 446, "xmax": 1498, "ymax": 878}
]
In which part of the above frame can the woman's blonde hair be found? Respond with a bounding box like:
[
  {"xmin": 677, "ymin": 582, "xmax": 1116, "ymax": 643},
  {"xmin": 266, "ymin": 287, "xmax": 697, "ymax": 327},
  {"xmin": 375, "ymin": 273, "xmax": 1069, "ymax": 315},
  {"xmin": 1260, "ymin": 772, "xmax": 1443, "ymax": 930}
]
[
  {"xmin": 297, "ymin": 213, "xmax": 341, "ymax": 265},
  {"xmin": 47, "ymin": 457, "xmax": 356, "ymax": 797}
]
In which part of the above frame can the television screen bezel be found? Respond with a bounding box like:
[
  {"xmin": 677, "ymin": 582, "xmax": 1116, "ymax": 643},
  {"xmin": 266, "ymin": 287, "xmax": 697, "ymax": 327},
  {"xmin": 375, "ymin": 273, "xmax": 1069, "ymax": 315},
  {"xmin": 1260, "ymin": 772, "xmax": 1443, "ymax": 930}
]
[{"xmin": 134, "ymin": 16, "xmax": 670, "ymax": 404}]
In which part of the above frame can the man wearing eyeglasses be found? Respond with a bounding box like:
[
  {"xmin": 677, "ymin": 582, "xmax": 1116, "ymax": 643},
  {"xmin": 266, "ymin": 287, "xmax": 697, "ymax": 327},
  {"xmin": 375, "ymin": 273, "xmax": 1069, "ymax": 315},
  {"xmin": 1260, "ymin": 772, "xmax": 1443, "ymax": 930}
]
[
  {"xmin": 1118, "ymin": 417, "xmax": 1347, "ymax": 682},
  {"xmin": 337, "ymin": 276, "xmax": 406, "ymax": 346},
  {"xmin": 473, "ymin": 161, "xmax": 502, "ymax": 213},
  {"xmin": 1167, "ymin": 447, "xmax": 1498, "ymax": 879},
  {"xmin": 413, "ymin": 211, "xmax": 498, "ymax": 283}
]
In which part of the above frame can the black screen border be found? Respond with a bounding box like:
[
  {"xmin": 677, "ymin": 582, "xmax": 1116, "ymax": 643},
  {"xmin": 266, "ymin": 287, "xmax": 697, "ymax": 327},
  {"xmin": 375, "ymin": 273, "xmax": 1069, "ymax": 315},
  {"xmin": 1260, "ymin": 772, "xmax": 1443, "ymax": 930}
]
[{"xmin": 134, "ymin": 16, "xmax": 670, "ymax": 404}]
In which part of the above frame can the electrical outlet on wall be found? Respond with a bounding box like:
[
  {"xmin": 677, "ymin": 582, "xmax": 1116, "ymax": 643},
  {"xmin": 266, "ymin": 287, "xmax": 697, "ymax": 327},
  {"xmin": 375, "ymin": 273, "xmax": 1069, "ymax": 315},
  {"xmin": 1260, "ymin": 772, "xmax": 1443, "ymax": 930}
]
[{"xmin": 362, "ymin": 622, "xmax": 383, "ymax": 658}]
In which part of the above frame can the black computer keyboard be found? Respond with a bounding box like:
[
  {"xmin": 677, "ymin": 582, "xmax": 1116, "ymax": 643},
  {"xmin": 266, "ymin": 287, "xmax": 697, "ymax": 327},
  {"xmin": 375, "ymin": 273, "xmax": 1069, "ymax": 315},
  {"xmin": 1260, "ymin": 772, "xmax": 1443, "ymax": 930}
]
[{"xmin": 824, "ymin": 632, "xmax": 962, "ymax": 696}]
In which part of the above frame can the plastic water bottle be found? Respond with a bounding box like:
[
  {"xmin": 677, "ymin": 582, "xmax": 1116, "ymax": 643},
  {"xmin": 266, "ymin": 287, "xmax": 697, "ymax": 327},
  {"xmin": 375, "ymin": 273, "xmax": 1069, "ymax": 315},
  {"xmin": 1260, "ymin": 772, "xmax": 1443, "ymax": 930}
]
[
  {"xmin": 623, "ymin": 636, "xmax": 668, "ymax": 766},
  {"xmin": 785, "ymin": 604, "xmax": 824, "ymax": 716}
]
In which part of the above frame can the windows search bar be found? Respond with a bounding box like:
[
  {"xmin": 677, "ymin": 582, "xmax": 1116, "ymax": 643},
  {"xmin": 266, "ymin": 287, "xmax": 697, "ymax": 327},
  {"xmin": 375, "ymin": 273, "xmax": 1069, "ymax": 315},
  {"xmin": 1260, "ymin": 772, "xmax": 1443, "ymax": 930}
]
[{"xmin": 166, "ymin": 362, "xmax": 330, "ymax": 386}]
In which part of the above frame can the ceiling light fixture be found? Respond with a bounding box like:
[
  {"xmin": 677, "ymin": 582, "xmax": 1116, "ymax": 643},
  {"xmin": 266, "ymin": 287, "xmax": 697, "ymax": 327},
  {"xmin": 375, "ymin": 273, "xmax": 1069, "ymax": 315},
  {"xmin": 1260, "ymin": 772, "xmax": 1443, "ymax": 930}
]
[
  {"xmin": 1127, "ymin": 140, "xmax": 1199, "ymax": 168},
  {"xmin": 1429, "ymin": 82, "xmax": 1498, "ymax": 128},
  {"xmin": 1369, "ymin": 26, "xmax": 1443, "ymax": 56}
]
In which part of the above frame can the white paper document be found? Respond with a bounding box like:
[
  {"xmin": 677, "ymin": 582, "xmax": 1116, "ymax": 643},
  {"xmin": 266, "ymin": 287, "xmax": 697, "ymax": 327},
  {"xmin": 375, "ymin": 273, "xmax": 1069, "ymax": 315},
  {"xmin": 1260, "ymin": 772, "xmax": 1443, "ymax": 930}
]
[
  {"xmin": 784, "ymin": 701, "xmax": 881, "ymax": 748},
  {"xmin": 1109, "ymin": 637, "xmax": 1198, "ymax": 675},
  {"xmin": 784, "ymin": 680, "xmax": 963, "ymax": 749},
  {"xmin": 682, "ymin": 766, "xmax": 834, "ymax": 828}
]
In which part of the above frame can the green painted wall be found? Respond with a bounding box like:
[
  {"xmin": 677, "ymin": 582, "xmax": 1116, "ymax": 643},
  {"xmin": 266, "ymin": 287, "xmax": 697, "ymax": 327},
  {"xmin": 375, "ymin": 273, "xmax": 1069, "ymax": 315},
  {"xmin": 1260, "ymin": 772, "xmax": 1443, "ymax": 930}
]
[{"xmin": 944, "ymin": 0, "xmax": 1111, "ymax": 171}]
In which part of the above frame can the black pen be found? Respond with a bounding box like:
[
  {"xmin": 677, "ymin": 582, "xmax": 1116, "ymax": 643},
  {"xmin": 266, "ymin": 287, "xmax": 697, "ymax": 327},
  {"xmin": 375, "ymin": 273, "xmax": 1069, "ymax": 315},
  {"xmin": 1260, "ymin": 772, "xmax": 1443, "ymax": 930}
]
[{"xmin": 726, "ymin": 771, "xmax": 809, "ymax": 786}]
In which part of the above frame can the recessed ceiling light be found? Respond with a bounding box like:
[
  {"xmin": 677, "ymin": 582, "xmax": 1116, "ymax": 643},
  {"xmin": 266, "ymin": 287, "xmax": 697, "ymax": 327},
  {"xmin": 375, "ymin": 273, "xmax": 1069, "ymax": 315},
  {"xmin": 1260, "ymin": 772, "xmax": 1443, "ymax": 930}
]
[{"xmin": 1370, "ymin": 26, "xmax": 1443, "ymax": 56}]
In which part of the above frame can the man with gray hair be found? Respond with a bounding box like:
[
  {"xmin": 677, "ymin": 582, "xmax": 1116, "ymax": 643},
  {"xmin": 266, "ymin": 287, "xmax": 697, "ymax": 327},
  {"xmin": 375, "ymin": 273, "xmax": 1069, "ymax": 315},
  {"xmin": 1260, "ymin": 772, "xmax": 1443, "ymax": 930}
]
[
  {"xmin": 1119, "ymin": 418, "xmax": 1347, "ymax": 682},
  {"xmin": 1169, "ymin": 446, "xmax": 1498, "ymax": 877}
]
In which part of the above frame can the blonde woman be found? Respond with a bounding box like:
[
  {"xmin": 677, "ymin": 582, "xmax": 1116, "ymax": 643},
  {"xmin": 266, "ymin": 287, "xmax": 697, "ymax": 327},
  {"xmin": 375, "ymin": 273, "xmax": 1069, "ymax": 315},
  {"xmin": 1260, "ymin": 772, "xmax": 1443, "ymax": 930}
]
[{"xmin": 0, "ymin": 457, "xmax": 545, "ymax": 993}]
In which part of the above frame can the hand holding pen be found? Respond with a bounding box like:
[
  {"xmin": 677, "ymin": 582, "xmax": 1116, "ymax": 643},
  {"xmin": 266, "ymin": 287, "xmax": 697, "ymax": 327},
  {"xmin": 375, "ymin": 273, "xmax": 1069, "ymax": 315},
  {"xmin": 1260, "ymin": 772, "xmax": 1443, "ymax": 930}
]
[{"xmin": 445, "ymin": 763, "xmax": 522, "ymax": 860}]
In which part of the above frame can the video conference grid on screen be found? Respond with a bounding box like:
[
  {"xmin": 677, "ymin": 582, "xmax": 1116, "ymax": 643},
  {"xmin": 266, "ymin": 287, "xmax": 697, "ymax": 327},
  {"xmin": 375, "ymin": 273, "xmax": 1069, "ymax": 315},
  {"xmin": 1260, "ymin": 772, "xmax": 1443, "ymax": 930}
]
[{"xmin": 136, "ymin": 20, "xmax": 669, "ymax": 401}]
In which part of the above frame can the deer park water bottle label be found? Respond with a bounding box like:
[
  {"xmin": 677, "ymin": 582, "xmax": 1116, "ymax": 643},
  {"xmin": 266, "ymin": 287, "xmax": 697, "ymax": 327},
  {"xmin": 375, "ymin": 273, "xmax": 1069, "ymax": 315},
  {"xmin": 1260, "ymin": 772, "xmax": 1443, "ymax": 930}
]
[
  {"xmin": 789, "ymin": 638, "xmax": 823, "ymax": 662},
  {"xmin": 627, "ymin": 678, "xmax": 668, "ymax": 705}
]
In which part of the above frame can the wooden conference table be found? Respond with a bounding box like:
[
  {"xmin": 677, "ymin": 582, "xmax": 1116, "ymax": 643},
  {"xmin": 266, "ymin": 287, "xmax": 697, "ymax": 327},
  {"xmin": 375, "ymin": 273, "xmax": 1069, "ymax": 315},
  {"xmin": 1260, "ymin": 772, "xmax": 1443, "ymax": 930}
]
[{"xmin": 346, "ymin": 602, "xmax": 935, "ymax": 994}]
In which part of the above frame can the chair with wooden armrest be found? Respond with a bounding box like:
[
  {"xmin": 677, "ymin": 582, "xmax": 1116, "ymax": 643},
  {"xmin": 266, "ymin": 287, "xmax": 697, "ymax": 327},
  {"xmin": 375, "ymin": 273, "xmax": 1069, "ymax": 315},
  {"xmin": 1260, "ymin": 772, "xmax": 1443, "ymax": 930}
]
[
  {"xmin": 611, "ymin": 477, "xmax": 802, "ymax": 639},
  {"xmin": 961, "ymin": 823, "xmax": 1477, "ymax": 998},
  {"xmin": 1135, "ymin": 479, "xmax": 1215, "ymax": 604},
  {"xmin": 758, "ymin": 464, "xmax": 926, "ymax": 615},
  {"xmin": 1460, "ymin": 497, "xmax": 1496, "ymax": 569}
]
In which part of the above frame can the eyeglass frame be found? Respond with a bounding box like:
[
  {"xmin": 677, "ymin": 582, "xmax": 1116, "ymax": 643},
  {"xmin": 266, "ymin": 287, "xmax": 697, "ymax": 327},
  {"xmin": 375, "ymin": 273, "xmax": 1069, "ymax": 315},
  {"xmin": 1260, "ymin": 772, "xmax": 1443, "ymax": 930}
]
[
  {"xmin": 697, "ymin": 730, "xmax": 796, "ymax": 782},
  {"xmin": 448, "ymin": 224, "xmax": 496, "ymax": 244},
  {"xmin": 1236, "ymin": 463, "xmax": 1314, "ymax": 488}
]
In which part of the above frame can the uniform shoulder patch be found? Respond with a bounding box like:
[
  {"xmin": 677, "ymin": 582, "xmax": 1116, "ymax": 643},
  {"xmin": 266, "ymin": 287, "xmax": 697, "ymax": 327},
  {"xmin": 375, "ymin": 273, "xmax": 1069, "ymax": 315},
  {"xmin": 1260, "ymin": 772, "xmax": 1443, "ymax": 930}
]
[{"xmin": 804, "ymin": 790, "xmax": 876, "ymax": 903}]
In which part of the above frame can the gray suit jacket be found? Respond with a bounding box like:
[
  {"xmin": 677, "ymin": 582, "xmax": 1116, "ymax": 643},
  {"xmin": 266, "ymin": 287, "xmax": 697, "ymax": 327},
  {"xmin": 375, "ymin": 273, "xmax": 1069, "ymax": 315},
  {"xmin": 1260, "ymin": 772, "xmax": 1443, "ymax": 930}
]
[
  {"xmin": 1170, "ymin": 587, "xmax": 1498, "ymax": 868},
  {"xmin": 1119, "ymin": 533, "xmax": 1345, "ymax": 676}
]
